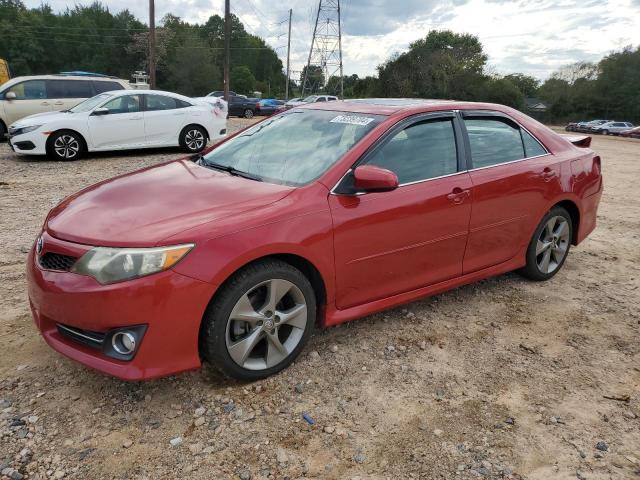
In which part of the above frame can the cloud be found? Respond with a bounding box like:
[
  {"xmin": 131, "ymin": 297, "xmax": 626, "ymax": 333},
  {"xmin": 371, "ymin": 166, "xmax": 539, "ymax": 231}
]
[{"xmin": 23, "ymin": 0, "xmax": 640, "ymax": 81}]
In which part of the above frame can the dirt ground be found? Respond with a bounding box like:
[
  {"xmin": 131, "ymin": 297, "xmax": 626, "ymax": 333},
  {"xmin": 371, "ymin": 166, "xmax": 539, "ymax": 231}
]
[{"xmin": 0, "ymin": 122, "xmax": 638, "ymax": 480}]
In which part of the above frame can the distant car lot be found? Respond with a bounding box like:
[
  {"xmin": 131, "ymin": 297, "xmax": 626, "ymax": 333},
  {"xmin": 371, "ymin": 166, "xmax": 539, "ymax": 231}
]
[{"xmin": 565, "ymin": 119, "xmax": 635, "ymax": 135}]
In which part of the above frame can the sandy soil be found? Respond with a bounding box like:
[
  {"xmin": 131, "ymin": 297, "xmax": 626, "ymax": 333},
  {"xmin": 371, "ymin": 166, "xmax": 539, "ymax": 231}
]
[{"xmin": 0, "ymin": 123, "xmax": 638, "ymax": 480}]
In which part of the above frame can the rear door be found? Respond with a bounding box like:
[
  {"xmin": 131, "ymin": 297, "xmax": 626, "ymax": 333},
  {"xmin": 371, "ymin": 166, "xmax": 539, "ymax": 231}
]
[
  {"xmin": 47, "ymin": 79, "xmax": 93, "ymax": 112},
  {"xmin": 460, "ymin": 111, "xmax": 558, "ymax": 274},
  {"xmin": 143, "ymin": 94, "xmax": 187, "ymax": 146},
  {"xmin": 87, "ymin": 94, "xmax": 145, "ymax": 149},
  {"xmin": 2, "ymin": 80, "xmax": 50, "ymax": 125},
  {"xmin": 330, "ymin": 112, "xmax": 472, "ymax": 309}
]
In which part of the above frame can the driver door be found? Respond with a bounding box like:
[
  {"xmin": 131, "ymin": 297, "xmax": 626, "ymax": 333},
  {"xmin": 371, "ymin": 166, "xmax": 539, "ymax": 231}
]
[
  {"xmin": 329, "ymin": 113, "xmax": 473, "ymax": 309},
  {"xmin": 88, "ymin": 94, "xmax": 146, "ymax": 150}
]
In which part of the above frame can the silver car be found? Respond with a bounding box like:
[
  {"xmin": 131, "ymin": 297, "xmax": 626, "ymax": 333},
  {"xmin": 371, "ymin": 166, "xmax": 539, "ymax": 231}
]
[{"xmin": 591, "ymin": 121, "xmax": 635, "ymax": 135}]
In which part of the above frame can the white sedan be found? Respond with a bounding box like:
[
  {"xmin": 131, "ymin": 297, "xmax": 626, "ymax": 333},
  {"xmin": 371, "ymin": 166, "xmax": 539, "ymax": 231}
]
[{"xmin": 7, "ymin": 90, "xmax": 228, "ymax": 160}]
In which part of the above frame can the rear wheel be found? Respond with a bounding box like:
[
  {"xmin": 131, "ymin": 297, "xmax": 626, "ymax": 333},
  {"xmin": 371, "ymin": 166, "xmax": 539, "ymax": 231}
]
[
  {"xmin": 602, "ymin": 129, "xmax": 609, "ymax": 135},
  {"xmin": 46, "ymin": 130, "xmax": 84, "ymax": 161},
  {"xmin": 0, "ymin": 121, "xmax": 6, "ymax": 141},
  {"xmin": 243, "ymin": 109, "xmax": 254, "ymax": 119},
  {"xmin": 180, "ymin": 125, "xmax": 207, "ymax": 153},
  {"xmin": 519, "ymin": 207, "xmax": 572, "ymax": 281},
  {"xmin": 201, "ymin": 260, "xmax": 316, "ymax": 380}
]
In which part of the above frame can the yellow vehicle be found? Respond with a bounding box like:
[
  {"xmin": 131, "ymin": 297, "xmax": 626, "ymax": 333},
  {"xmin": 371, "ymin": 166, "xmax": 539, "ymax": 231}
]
[{"xmin": 0, "ymin": 59, "xmax": 10, "ymax": 85}]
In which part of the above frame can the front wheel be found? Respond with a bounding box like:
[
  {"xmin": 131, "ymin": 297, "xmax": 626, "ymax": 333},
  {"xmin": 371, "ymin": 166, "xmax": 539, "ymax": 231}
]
[
  {"xmin": 201, "ymin": 260, "xmax": 316, "ymax": 380},
  {"xmin": 243, "ymin": 109, "xmax": 254, "ymax": 119},
  {"xmin": 518, "ymin": 207, "xmax": 572, "ymax": 281},
  {"xmin": 46, "ymin": 130, "xmax": 83, "ymax": 161},
  {"xmin": 602, "ymin": 129, "xmax": 609, "ymax": 135},
  {"xmin": 180, "ymin": 125, "xmax": 207, "ymax": 153}
]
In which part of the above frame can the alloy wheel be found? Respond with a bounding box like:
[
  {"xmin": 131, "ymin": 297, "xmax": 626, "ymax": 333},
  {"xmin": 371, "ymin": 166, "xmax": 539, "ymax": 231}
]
[
  {"xmin": 53, "ymin": 135, "xmax": 80, "ymax": 159},
  {"xmin": 244, "ymin": 109, "xmax": 254, "ymax": 119},
  {"xmin": 185, "ymin": 129, "xmax": 205, "ymax": 151},
  {"xmin": 535, "ymin": 215, "xmax": 570, "ymax": 274},
  {"xmin": 225, "ymin": 278, "xmax": 308, "ymax": 371}
]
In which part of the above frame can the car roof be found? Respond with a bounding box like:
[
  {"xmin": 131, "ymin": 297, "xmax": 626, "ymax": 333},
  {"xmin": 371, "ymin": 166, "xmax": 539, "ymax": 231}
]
[
  {"xmin": 299, "ymin": 98, "xmax": 502, "ymax": 116},
  {"xmin": 107, "ymin": 89, "xmax": 195, "ymax": 103},
  {"xmin": 4, "ymin": 75, "xmax": 126, "ymax": 83}
]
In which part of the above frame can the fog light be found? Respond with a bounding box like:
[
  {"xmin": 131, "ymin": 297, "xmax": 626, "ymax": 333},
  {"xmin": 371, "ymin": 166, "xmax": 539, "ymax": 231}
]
[{"xmin": 112, "ymin": 331, "xmax": 136, "ymax": 355}]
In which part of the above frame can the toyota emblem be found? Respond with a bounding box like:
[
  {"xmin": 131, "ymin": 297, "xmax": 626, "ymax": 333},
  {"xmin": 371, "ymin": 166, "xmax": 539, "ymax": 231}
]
[{"xmin": 36, "ymin": 236, "xmax": 43, "ymax": 255}]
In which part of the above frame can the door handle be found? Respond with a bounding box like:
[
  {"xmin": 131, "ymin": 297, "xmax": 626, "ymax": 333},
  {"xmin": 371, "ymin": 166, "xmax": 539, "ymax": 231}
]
[
  {"xmin": 539, "ymin": 167, "xmax": 557, "ymax": 182},
  {"xmin": 54, "ymin": 102, "xmax": 64, "ymax": 106},
  {"xmin": 40, "ymin": 102, "xmax": 50, "ymax": 106},
  {"xmin": 129, "ymin": 116, "xmax": 143, "ymax": 120},
  {"xmin": 446, "ymin": 187, "xmax": 470, "ymax": 204}
]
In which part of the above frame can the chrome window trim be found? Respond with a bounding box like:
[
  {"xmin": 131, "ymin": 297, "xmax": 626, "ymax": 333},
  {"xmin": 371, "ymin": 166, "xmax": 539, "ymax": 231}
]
[{"xmin": 466, "ymin": 152, "xmax": 551, "ymax": 173}]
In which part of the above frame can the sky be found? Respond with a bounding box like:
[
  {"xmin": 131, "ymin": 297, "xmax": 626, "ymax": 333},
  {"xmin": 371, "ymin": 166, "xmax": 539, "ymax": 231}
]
[{"xmin": 23, "ymin": 0, "xmax": 640, "ymax": 81}]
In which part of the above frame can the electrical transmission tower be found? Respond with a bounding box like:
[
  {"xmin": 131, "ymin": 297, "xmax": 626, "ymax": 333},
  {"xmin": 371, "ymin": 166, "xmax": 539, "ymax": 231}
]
[{"xmin": 302, "ymin": 0, "xmax": 344, "ymax": 98}]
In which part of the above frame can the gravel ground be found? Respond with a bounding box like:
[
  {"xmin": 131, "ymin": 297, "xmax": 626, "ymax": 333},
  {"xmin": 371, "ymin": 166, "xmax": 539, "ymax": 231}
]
[{"xmin": 0, "ymin": 123, "xmax": 639, "ymax": 480}]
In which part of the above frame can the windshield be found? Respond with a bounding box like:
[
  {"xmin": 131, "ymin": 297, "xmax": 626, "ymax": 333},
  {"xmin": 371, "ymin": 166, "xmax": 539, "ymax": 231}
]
[
  {"xmin": 302, "ymin": 96, "xmax": 318, "ymax": 103},
  {"xmin": 70, "ymin": 93, "xmax": 112, "ymax": 113},
  {"xmin": 201, "ymin": 109, "xmax": 385, "ymax": 186}
]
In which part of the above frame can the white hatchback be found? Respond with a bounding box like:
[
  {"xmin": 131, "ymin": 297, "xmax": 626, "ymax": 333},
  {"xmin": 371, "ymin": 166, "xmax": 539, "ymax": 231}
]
[{"xmin": 8, "ymin": 90, "xmax": 228, "ymax": 160}]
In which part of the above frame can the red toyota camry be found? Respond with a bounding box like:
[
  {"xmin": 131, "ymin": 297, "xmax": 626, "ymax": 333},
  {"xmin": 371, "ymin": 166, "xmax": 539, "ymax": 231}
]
[{"xmin": 27, "ymin": 99, "xmax": 603, "ymax": 381}]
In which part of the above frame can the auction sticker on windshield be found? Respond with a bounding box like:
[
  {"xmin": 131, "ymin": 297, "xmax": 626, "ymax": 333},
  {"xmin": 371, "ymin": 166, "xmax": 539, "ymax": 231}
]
[{"xmin": 330, "ymin": 115, "xmax": 375, "ymax": 126}]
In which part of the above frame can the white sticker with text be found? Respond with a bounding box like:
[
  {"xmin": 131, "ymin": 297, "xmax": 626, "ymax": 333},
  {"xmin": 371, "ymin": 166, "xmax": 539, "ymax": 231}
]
[{"xmin": 330, "ymin": 115, "xmax": 375, "ymax": 126}]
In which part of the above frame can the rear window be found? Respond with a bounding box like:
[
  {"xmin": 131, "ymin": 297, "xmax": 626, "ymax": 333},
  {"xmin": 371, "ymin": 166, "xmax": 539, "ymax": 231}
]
[
  {"xmin": 93, "ymin": 80, "xmax": 125, "ymax": 94},
  {"xmin": 47, "ymin": 79, "xmax": 93, "ymax": 99},
  {"xmin": 464, "ymin": 117, "xmax": 525, "ymax": 168}
]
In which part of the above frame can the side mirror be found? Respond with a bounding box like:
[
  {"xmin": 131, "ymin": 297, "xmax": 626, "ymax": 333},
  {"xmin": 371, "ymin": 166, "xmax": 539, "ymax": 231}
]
[
  {"xmin": 353, "ymin": 165, "xmax": 399, "ymax": 192},
  {"xmin": 5, "ymin": 91, "xmax": 16, "ymax": 100},
  {"xmin": 92, "ymin": 107, "xmax": 109, "ymax": 116}
]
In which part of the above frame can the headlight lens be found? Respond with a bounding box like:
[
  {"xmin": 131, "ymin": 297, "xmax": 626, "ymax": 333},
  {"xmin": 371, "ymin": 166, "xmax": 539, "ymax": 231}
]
[
  {"xmin": 10, "ymin": 124, "xmax": 42, "ymax": 136},
  {"xmin": 71, "ymin": 244, "xmax": 194, "ymax": 284}
]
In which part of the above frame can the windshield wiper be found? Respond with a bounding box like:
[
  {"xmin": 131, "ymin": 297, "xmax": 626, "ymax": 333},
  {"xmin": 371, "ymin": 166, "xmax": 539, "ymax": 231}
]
[{"xmin": 196, "ymin": 156, "xmax": 263, "ymax": 182}]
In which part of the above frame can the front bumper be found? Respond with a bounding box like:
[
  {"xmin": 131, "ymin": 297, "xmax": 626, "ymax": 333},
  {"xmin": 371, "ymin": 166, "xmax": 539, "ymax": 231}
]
[
  {"xmin": 27, "ymin": 232, "xmax": 218, "ymax": 380},
  {"xmin": 8, "ymin": 130, "xmax": 47, "ymax": 155}
]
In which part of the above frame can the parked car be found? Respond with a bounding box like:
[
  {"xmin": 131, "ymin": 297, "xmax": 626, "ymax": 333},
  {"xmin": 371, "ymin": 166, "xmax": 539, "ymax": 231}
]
[
  {"xmin": 591, "ymin": 121, "xmax": 634, "ymax": 135},
  {"xmin": 26, "ymin": 99, "xmax": 602, "ymax": 381},
  {"xmin": 256, "ymin": 99, "xmax": 285, "ymax": 116},
  {"xmin": 8, "ymin": 90, "xmax": 226, "ymax": 160},
  {"xmin": 619, "ymin": 126, "xmax": 640, "ymax": 138},
  {"xmin": 284, "ymin": 94, "xmax": 339, "ymax": 109},
  {"xmin": 575, "ymin": 120, "xmax": 610, "ymax": 133},
  {"xmin": 565, "ymin": 121, "xmax": 585, "ymax": 132},
  {"xmin": 0, "ymin": 74, "xmax": 129, "ymax": 139},
  {"xmin": 207, "ymin": 90, "xmax": 238, "ymax": 98},
  {"xmin": 227, "ymin": 95, "xmax": 260, "ymax": 118}
]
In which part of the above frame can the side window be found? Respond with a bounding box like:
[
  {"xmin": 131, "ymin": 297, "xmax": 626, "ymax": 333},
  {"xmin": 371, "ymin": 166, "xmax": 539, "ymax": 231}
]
[
  {"xmin": 521, "ymin": 130, "xmax": 547, "ymax": 157},
  {"xmin": 464, "ymin": 117, "xmax": 524, "ymax": 168},
  {"xmin": 176, "ymin": 99, "xmax": 192, "ymax": 109},
  {"xmin": 6, "ymin": 80, "xmax": 47, "ymax": 100},
  {"xmin": 366, "ymin": 118, "xmax": 458, "ymax": 184},
  {"xmin": 101, "ymin": 95, "xmax": 141, "ymax": 114},
  {"xmin": 47, "ymin": 80, "xmax": 92, "ymax": 99},
  {"xmin": 93, "ymin": 81, "xmax": 125, "ymax": 94},
  {"xmin": 316, "ymin": 97, "xmax": 326, "ymax": 102},
  {"xmin": 145, "ymin": 94, "xmax": 178, "ymax": 111}
]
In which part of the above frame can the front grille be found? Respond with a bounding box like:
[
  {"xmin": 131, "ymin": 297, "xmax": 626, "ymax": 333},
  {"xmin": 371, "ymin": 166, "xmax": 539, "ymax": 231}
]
[
  {"xmin": 39, "ymin": 253, "xmax": 77, "ymax": 271},
  {"xmin": 57, "ymin": 324, "xmax": 105, "ymax": 350}
]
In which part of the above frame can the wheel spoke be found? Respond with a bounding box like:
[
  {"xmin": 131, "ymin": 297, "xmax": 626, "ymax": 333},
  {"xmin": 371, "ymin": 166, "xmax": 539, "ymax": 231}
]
[
  {"xmin": 278, "ymin": 304, "xmax": 307, "ymax": 329},
  {"xmin": 544, "ymin": 217, "xmax": 557, "ymax": 240},
  {"xmin": 555, "ymin": 220, "xmax": 569, "ymax": 241},
  {"xmin": 539, "ymin": 248, "xmax": 551, "ymax": 273},
  {"xmin": 230, "ymin": 293, "xmax": 264, "ymax": 325},
  {"xmin": 228, "ymin": 328, "xmax": 263, "ymax": 365},
  {"xmin": 536, "ymin": 239, "xmax": 551, "ymax": 255},
  {"xmin": 265, "ymin": 332, "xmax": 288, "ymax": 368},
  {"xmin": 263, "ymin": 279, "xmax": 291, "ymax": 312}
]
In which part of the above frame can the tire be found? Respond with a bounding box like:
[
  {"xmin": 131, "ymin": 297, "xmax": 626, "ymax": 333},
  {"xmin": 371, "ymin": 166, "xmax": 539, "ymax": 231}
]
[
  {"xmin": 201, "ymin": 259, "xmax": 316, "ymax": 380},
  {"xmin": 602, "ymin": 129, "xmax": 609, "ymax": 136},
  {"xmin": 243, "ymin": 109, "xmax": 254, "ymax": 119},
  {"xmin": 179, "ymin": 125, "xmax": 207, "ymax": 153},
  {"xmin": 0, "ymin": 121, "xmax": 6, "ymax": 141},
  {"xmin": 518, "ymin": 206, "xmax": 573, "ymax": 281},
  {"xmin": 46, "ymin": 130, "xmax": 84, "ymax": 161}
]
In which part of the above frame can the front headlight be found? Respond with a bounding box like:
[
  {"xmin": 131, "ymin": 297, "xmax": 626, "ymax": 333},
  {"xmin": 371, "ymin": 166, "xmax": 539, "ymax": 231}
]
[
  {"xmin": 10, "ymin": 124, "xmax": 42, "ymax": 136},
  {"xmin": 71, "ymin": 244, "xmax": 194, "ymax": 284}
]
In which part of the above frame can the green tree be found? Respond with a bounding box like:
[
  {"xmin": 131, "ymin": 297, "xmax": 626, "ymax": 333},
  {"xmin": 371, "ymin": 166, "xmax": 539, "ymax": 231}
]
[
  {"xmin": 300, "ymin": 65, "xmax": 324, "ymax": 94},
  {"xmin": 482, "ymin": 78, "xmax": 525, "ymax": 109},
  {"xmin": 230, "ymin": 66, "xmax": 255, "ymax": 94},
  {"xmin": 503, "ymin": 73, "xmax": 539, "ymax": 97}
]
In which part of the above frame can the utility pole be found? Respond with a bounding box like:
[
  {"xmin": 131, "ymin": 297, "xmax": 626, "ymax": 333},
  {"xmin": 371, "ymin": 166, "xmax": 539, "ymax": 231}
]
[
  {"xmin": 285, "ymin": 8, "xmax": 292, "ymax": 100},
  {"xmin": 302, "ymin": 0, "xmax": 344, "ymax": 98},
  {"xmin": 224, "ymin": 0, "xmax": 231, "ymax": 102},
  {"xmin": 148, "ymin": 0, "xmax": 156, "ymax": 89}
]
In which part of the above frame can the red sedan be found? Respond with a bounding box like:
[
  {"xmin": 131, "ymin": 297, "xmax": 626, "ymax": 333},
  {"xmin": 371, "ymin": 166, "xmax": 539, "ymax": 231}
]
[{"xmin": 27, "ymin": 99, "xmax": 603, "ymax": 381}]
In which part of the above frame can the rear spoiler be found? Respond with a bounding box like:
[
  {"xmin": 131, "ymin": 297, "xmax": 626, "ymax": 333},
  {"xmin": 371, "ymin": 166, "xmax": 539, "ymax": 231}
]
[{"xmin": 560, "ymin": 134, "xmax": 592, "ymax": 148}]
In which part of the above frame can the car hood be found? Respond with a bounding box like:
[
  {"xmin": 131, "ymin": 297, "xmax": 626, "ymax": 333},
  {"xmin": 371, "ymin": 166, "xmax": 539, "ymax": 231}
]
[
  {"xmin": 12, "ymin": 110, "xmax": 79, "ymax": 127},
  {"xmin": 46, "ymin": 159, "xmax": 295, "ymax": 247}
]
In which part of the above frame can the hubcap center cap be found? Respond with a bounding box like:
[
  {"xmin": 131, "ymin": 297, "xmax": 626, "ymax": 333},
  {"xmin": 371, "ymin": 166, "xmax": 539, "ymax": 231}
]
[{"xmin": 263, "ymin": 319, "xmax": 275, "ymax": 331}]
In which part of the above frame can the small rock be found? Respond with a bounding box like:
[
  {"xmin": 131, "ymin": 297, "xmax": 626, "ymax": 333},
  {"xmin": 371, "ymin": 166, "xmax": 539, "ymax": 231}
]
[
  {"xmin": 623, "ymin": 411, "xmax": 637, "ymax": 420},
  {"xmin": 595, "ymin": 441, "xmax": 608, "ymax": 452},
  {"xmin": 433, "ymin": 429, "xmax": 443, "ymax": 436},
  {"xmin": 53, "ymin": 471, "xmax": 65, "ymax": 480},
  {"xmin": 194, "ymin": 417, "xmax": 206, "ymax": 427},
  {"xmin": 353, "ymin": 452, "xmax": 366, "ymax": 464},
  {"xmin": 122, "ymin": 439, "xmax": 133, "ymax": 448},
  {"xmin": 324, "ymin": 426, "xmax": 335, "ymax": 434},
  {"xmin": 294, "ymin": 383, "xmax": 304, "ymax": 394},
  {"xmin": 194, "ymin": 407, "xmax": 206, "ymax": 417},
  {"xmin": 576, "ymin": 471, "xmax": 587, "ymax": 480},
  {"xmin": 329, "ymin": 345, "xmax": 338, "ymax": 353},
  {"xmin": 169, "ymin": 436, "xmax": 183, "ymax": 447},
  {"xmin": 308, "ymin": 350, "xmax": 320, "ymax": 360},
  {"xmin": 188, "ymin": 443, "xmax": 203, "ymax": 455},
  {"xmin": 239, "ymin": 471, "xmax": 252, "ymax": 480},
  {"xmin": 419, "ymin": 341, "xmax": 426, "ymax": 350},
  {"xmin": 27, "ymin": 415, "xmax": 39, "ymax": 424},
  {"xmin": 276, "ymin": 448, "xmax": 288, "ymax": 464},
  {"xmin": 505, "ymin": 417, "xmax": 515, "ymax": 425}
]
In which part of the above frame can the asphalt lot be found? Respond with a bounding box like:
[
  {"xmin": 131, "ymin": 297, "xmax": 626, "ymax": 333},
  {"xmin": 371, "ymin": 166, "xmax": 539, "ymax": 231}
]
[{"xmin": 0, "ymin": 125, "xmax": 638, "ymax": 480}]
